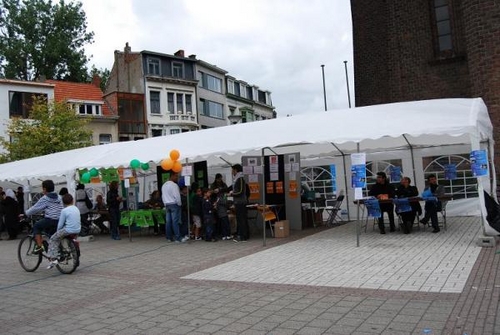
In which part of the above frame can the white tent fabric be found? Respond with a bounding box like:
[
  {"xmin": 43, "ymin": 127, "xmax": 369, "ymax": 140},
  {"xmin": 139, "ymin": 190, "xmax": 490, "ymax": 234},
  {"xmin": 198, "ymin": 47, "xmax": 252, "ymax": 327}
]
[
  {"xmin": 0, "ymin": 98, "xmax": 492, "ymax": 182},
  {"xmin": 0, "ymin": 97, "xmax": 496, "ymax": 235}
]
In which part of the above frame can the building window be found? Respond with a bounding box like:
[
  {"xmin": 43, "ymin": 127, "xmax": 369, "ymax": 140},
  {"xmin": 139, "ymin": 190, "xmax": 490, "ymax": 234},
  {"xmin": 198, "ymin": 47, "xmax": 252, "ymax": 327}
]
[
  {"xmin": 258, "ymin": 90, "xmax": 266, "ymax": 104},
  {"xmin": 246, "ymin": 86, "xmax": 253, "ymax": 100},
  {"xmin": 172, "ymin": 62, "xmax": 183, "ymax": 78},
  {"xmin": 150, "ymin": 91, "xmax": 161, "ymax": 114},
  {"xmin": 99, "ymin": 134, "xmax": 112, "ymax": 145},
  {"xmin": 118, "ymin": 96, "xmax": 145, "ymax": 134},
  {"xmin": 77, "ymin": 103, "xmax": 102, "ymax": 115},
  {"xmin": 227, "ymin": 80, "xmax": 234, "ymax": 94},
  {"xmin": 185, "ymin": 94, "xmax": 192, "ymax": 114},
  {"xmin": 9, "ymin": 91, "xmax": 48, "ymax": 118},
  {"xmin": 433, "ymin": 0, "xmax": 452, "ymax": 52},
  {"xmin": 170, "ymin": 129, "xmax": 180, "ymax": 135},
  {"xmin": 241, "ymin": 109, "xmax": 255, "ymax": 123},
  {"xmin": 199, "ymin": 72, "xmax": 222, "ymax": 93},
  {"xmin": 200, "ymin": 99, "xmax": 224, "ymax": 119},
  {"xmin": 176, "ymin": 94, "xmax": 184, "ymax": 113},
  {"xmin": 151, "ymin": 129, "xmax": 163, "ymax": 137},
  {"xmin": 234, "ymin": 82, "xmax": 240, "ymax": 96},
  {"xmin": 167, "ymin": 93, "xmax": 174, "ymax": 113},
  {"xmin": 147, "ymin": 58, "xmax": 160, "ymax": 75}
]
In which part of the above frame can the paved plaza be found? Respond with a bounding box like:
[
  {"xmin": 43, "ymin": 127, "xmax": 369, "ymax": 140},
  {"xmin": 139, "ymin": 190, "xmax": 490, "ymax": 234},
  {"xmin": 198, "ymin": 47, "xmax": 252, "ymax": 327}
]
[{"xmin": 0, "ymin": 216, "xmax": 499, "ymax": 335}]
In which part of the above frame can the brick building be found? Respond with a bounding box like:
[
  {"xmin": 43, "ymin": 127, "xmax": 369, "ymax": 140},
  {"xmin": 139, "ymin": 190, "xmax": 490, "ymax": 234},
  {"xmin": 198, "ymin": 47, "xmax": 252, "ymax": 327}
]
[{"xmin": 351, "ymin": 0, "xmax": 500, "ymax": 170}]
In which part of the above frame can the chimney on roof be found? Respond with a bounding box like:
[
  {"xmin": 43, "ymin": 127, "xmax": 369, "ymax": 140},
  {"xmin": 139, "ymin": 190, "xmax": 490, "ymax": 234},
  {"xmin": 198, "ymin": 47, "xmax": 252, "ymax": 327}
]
[
  {"xmin": 92, "ymin": 74, "xmax": 102, "ymax": 89},
  {"xmin": 188, "ymin": 54, "xmax": 196, "ymax": 59},
  {"xmin": 124, "ymin": 42, "xmax": 131, "ymax": 53},
  {"xmin": 174, "ymin": 49, "xmax": 185, "ymax": 58}
]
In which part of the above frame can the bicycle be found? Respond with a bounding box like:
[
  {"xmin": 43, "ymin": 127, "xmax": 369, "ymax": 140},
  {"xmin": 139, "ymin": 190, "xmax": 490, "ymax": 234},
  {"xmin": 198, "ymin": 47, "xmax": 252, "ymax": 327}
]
[{"xmin": 17, "ymin": 217, "xmax": 81, "ymax": 274}]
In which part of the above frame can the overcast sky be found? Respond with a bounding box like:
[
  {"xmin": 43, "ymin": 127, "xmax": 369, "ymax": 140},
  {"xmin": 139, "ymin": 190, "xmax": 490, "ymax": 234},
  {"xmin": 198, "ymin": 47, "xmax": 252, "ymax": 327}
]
[{"xmin": 80, "ymin": 0, "xmax": 354, "ymax": 117}]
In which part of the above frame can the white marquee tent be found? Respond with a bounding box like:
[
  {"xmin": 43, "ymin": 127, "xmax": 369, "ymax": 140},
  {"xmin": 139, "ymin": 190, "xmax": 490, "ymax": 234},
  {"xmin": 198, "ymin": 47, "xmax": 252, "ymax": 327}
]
[{"xmin": 0, "ymin": 98, "xmax": 496, "ymax": 234}]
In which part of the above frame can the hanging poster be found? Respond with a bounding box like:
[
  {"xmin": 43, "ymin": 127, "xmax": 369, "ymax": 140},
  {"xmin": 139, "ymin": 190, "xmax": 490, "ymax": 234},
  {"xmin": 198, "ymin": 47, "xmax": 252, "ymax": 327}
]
[
  {"xmin": 269, "ymin": 155, "xmax": 279, "ymax": 172},
  {"xmin": 351, "ymin": 153, "xmax": 366, "ymax": 188},
  {"xmin": 243, "ymin": 165, "xmax": 253, "ymax": 175},
  {"xmin": 266, "ymin": 182, "xmax": 274, "ymax": 194},
  {"xmin": 254, "ymin": 166, "xmax": 263, "ymax": 174},
  {"xmin": 289, "ymin": 180, "xmax": 298, "ymax": 198},
  {"xmin": 330, "ymin": 164, "xmax": 337, "ymax": 194},
  {"xmin": 444, "ymin": 164, "xmax": 457, "ymax": 180},
  {"xmin": 275, "ymin": 181, "xmax": 284, "ymax": 194},
  {"xmin": 248, "ymin": 182, "xmax": 260, "ymax": 201},
  {"xmin": 390, "ymin": 166, "xmax": 401, "ymax": 183},
  {"xmin": 470, "ymin": 150, "xmax": 488, "ymax": 177},
  {"xmin": 270, "ymin": 172, "xmax": 279, "ymax": 181}
]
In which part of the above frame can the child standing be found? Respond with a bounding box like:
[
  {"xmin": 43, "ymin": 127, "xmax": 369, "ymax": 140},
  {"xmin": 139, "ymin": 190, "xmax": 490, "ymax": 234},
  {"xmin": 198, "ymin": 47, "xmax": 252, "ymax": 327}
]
[
  {"xmin": 215, "ymin": 190, "xmax": 231, "ymax": 240},
  {"xmin": 190, "ymin": 186, "xmax": 203, "ymax": 240},
  {"xmin": 202, "ymin": 188, "xmax": 216, "ymax": 242},
  {"xmin": 47, "ymin": 194, "xmax": 81, "ymax": 269}
]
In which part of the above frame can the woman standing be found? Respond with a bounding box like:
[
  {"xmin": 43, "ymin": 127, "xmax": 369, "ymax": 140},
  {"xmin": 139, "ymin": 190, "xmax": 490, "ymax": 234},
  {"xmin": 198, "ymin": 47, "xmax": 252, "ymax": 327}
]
[{"xmin": 2, "ymin": 189, "xmax": 20, "ymax": 240}]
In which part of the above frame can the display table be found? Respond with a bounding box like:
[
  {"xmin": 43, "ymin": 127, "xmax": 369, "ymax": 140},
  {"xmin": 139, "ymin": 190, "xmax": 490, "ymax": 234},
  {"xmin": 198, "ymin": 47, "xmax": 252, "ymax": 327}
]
[{"xmin": 120, "ymin": 209, "xmax": 165, "ymax": 227}]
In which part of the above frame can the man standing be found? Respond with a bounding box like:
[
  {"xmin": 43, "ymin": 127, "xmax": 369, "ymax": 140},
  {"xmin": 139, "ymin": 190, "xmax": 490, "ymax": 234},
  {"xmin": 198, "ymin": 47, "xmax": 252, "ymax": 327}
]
[
  {"xmin": 229, "ymin": 164, "xmax": 249, "ymax": 242},
  {"xmin": 162, "ymin": 172, "xmax": 188, "ymax": 243},
  {"xmin": 368, "ymin": 171, "xmax": 396, "ymax": 234},
  {"xmin": 420, "ymin": 174, "xmax": 445, "ymax": 233},
  {"xmin": 106, "ymin": 181, "xmax": 122, "ymax": 240}
]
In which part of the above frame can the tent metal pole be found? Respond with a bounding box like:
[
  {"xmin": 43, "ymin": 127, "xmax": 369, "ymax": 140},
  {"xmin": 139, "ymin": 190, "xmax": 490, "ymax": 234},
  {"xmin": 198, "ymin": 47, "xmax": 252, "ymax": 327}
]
[
  {"xmin": 330, "ymin": 143, "xmax": 350, "ymax": 221},
  {"xmin": 356, "ymin": 143, "xmax": 361, "ymax": 247},
  {"xmin": 402, "ymin": 134, "xmax": 417, "ymax": 184},
  {"xmin": 218, "ymin": 156, "xmax": 233, "ymax": 167}
]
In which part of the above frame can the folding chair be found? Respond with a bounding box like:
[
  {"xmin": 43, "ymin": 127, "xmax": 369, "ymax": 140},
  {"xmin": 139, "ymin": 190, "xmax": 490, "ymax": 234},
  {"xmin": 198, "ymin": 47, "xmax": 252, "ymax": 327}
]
[
  {"xmin": 257, "ymin": 205, "xmax": 277, "ymax": 237},
  {"xmin": 325, "ymin": 195, "xmax": 345, "ymax": 227}
]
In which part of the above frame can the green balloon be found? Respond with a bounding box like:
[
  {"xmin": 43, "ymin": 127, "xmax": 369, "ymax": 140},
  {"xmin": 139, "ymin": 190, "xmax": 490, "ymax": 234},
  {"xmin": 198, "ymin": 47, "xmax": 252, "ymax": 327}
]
[
  {"xmin": 89, "ymin": 168, "xmax": 99, "ymax": 177},
  {"xmin": 130, "ymin": 159, "xmax": 141, "ymax": 169},
  {"xmin": 141, "ymin": 162, "xmax": 150, "ymax": 170},
  {"xmin": 81, "ymin": 172, "xmax": 91, "ymax": 183}
]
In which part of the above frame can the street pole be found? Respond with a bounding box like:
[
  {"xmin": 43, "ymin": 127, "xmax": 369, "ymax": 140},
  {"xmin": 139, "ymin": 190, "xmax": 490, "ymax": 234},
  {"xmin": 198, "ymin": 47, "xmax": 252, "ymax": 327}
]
[
  {"xmin": 321, "ymin": 64, "xmax": 327, "ymax": 111},
  {"xmin": 344, "ymin": 60, "xmax": 352, "ymax": 108}
]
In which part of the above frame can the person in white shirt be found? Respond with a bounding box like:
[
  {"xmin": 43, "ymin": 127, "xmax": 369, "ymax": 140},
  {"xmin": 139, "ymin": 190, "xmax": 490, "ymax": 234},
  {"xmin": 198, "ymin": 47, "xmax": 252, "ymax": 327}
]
[
  {"xmin": 47, "ymin": 194, "xmax": 81, "ymax": 269},
  {"xmin": 161, "ymin": 172, "xmax": 188, "ymax": 243}
]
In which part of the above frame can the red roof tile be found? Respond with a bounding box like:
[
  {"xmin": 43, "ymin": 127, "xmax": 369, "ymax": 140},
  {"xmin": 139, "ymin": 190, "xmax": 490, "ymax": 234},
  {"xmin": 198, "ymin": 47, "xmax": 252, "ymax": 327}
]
[{"xmin": 46, "ymin": 80, "xmax": 114, "ymax": 116}]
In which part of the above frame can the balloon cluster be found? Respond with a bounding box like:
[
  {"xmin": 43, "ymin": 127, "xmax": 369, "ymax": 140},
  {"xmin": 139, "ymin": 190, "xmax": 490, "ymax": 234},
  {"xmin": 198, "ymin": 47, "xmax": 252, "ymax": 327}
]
[
  {"xmin": 161, "ymin": 149, "xmax": 182, "ymax": 173},
  {"xmin": 80, "ymin": 168, "xmax": 99, "ymax": 184},
  {"xmin": 129, "ymin": 159, "xmax": 150, "ymax": 171}
]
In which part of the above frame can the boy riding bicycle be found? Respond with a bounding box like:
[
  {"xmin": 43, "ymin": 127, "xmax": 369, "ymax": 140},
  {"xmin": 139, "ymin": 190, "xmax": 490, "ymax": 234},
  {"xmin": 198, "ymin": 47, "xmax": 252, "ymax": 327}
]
[
  {"xmin": 23, "ymin": 180, "xmax": 63, "ymax": 253},
  {"xmin": 47, "ymin": 193, "xmax": 81, "ymax": 269}
]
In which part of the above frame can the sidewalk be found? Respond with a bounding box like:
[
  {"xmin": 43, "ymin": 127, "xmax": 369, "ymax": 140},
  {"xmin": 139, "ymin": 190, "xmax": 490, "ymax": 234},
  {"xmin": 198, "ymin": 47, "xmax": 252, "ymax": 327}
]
[{"xmin": 0, "ymin": 216, "xmax": 498, "ymax": 335}]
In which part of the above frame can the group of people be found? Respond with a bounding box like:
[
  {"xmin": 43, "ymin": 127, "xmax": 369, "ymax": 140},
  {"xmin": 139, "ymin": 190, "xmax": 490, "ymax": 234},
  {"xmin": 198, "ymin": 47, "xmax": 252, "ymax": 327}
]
[
  {"xmin": 368, "ymin": 172, "xmax": 445, "ymax": 234},
  {"xmin": 160, "ymin": 164, "xmax": 250, "ymax": 243},
  {"xmin": 0, "ymin": 186, "xmax": 25, "ymax": 240}
]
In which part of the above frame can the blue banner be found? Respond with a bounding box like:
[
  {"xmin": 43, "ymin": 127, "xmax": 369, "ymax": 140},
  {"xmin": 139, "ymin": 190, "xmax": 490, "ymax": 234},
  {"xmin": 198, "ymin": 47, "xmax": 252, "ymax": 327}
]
[
  {"xmin": 444, "ymin": 164, "xmax": 457, "ymax": 180},
  {"xmin": 329, "ymin": 164, "xmax": 337, "ymax": 194},
  {"xmin": 470, "ymin": 150, "xmax": 488, "ymax": 177},
  {"xmin": 351, "ymin": 164, "xmax": 366, "ymax": 188},
  {"xmin": 390, "ymin": 166, "xmax": 401, "ymax": 183}
]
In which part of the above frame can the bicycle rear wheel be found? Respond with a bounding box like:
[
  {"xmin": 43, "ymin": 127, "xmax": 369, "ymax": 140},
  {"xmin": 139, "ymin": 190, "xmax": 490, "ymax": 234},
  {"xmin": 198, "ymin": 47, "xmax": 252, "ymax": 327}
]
[
  {"xmin": 56, "ymin": 238, "xmax": 79, "ymax": 274},
  {"xmin": 17, "ymin": 235, "xmax": 42, "ymax": 272}
]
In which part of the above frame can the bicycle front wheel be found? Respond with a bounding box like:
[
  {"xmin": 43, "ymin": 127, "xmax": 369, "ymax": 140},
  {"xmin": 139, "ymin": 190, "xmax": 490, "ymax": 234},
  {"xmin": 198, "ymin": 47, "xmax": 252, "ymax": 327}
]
[
  {"xmin": 17, "ymin": 235, "xmax": 42, "ymax": 272},
  {"xmin": 56, "ymin": 238, "xmax": 79, "ymax": 274}
]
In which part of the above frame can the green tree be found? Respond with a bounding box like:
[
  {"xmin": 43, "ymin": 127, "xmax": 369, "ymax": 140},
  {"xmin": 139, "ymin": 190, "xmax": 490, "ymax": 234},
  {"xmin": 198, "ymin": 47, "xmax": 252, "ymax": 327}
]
[
  {"xmin": 0, "ymin": 96, "xmax": 93, "ymax": 162},
  {"xmin": 0, "ymin": 0, "xmax": 94, "ymax": 81}
]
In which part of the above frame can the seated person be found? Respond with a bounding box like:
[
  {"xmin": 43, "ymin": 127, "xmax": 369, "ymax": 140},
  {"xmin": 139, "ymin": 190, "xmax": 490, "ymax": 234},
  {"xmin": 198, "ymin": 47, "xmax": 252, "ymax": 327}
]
[
  {"xmin": 420, "ymin": 174, "xmax": 445, "ymax": 233},
  {"xmin": 395, "ymin": 177, "xmax": 421, "ymax": 234},
  {"xmin": 47, "ymin": 194, "xmax": 81, "ymax": 269},
  {"xmin": 368, "ymin": 171, "xmax": 396, "ymax": 234},
  {"xmin": 144, "ymin": 190, "xmax": 164, "ymax": 235},
  {"xmin": 93, "ymin": 194, "xmax": 110, "ymax": 234}
]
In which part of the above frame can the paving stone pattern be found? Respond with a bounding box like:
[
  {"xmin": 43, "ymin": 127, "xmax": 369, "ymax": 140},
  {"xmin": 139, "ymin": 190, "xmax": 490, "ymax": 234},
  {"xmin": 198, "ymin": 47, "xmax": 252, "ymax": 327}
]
[{"xmin": 0, "ymin": 216, "xmax": 498, "ymax": 335}]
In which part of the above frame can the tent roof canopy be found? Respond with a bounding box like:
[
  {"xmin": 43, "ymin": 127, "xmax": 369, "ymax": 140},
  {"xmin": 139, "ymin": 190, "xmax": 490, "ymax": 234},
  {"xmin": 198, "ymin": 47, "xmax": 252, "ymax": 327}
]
[{"xmin": 0, "ymin": 98, "xmax": 492, "ymax": 183}]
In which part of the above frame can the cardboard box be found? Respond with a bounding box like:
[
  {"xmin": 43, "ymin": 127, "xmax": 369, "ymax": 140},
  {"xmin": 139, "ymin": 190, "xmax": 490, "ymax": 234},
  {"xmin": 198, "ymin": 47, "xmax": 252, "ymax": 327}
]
[{"xmin": 274, "ymin": 220, "xmax": 289, "ymax": 238}]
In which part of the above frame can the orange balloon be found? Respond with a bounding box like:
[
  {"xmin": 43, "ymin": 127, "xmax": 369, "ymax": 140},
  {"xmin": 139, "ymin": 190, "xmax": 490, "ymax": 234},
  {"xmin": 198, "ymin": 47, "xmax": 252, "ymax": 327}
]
[
  {"xmin": 161, "ymin": 158, "xmax": 174, "ymax": 171},
  {"xmin": 172, "ymin": 161, "xmax": 183, "ymax": 173},
  {"xmin": 169, "ymin": 149, "xmax": 180, "ymax": 161}
]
